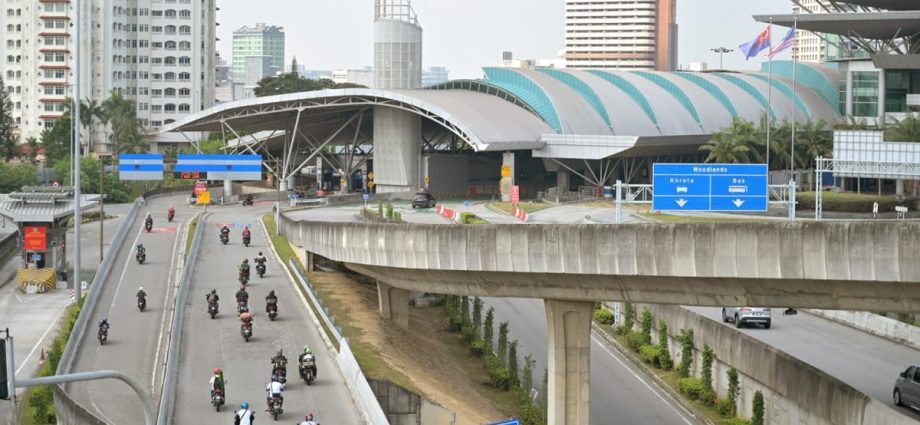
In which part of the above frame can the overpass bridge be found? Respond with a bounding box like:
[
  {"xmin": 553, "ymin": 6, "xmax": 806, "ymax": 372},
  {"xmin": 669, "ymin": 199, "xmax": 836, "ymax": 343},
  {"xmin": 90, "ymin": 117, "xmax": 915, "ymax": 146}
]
[{"xmin": 279, "ymin": 214, "xmax": 920, "ymax": 425}]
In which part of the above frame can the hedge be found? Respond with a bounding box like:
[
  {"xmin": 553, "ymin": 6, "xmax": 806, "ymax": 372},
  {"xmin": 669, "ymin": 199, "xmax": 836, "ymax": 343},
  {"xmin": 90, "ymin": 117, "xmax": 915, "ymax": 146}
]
[
  {"xmin": 678, "ymin": 377, "xmax": 705, "ymax": 400},
  {"xmin": 797, "ymin": 193, "xmax": 917, "ymax": 213}
]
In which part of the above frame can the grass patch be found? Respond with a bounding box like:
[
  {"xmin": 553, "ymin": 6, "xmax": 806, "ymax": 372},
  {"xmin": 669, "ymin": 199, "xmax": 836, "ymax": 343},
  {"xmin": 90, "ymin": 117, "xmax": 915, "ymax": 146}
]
[
  {"xmin": 261, "ymin": 213, "xmax": 340, "ymax": 352},
  {"xmin": 798, "ymin": 191, "xmax": 897, "ymax": 202},
  {"xmin": 19, "ymin": 297, "xmax": 85, "ymax": 425},
  {"xmin": 65, "ymin": 210, "xmax": 116, "ymax": 228},
  {"xmin": 184, "ymin": 214, "xmax": 199, "ymax": 254},
  {"xmin": 489, "ymin": 201, "xmax": 551, "ymax": 214},
  {"xmin": 797, "ymin": 191, "xmax": 917, "ymax": 213},
  {"xmin": 638, "ymin": 212, "xmax": 767, "ymax": 223}
]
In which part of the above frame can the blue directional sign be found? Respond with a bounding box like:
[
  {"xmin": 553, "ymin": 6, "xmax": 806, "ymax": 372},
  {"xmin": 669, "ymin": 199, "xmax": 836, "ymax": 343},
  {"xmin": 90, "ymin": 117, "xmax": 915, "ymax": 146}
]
[
  {"xmin": 652, "ymin": 163, "xmax": 768, "ymax": 212},
  {"xmin": 118, "ymin": 154, "xmax": 164, "ymax": 181},
  {"xmin": 485, "ymin": 419, "xmax": 521, "ymax": 425},
  {"xmin": 176, "ymin": 154, "xmax": 263, "ymax": 181}
]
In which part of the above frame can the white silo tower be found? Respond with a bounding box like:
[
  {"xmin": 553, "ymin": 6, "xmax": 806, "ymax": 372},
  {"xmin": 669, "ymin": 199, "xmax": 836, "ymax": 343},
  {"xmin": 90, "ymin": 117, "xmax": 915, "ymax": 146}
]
[{"xmin": 374, "ymin": 0, "xmax": 423, "ymax": 89}]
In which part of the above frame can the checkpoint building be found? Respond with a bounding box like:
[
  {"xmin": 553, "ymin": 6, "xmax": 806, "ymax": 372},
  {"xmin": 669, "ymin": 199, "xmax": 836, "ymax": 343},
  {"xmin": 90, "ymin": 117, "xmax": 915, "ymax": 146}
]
[{"xmin": 165, "ymin": 64, "xmax": 840, "ymax": 199}]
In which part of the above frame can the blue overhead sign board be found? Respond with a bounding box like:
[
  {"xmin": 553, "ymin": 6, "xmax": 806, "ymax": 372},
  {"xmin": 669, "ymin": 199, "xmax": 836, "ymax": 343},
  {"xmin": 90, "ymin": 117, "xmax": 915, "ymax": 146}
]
[
  {"xmin": 652, "ymin": 163, "xmax": 768, "ymax": 212},
  {"xmin": 118, "ymin": 154, "xmax": 164, "ymax": 181},
  {"xmin": 176, "ymin": 154, "xmax": 263, "ymax": 181},
  {"xmin": 485, "ymin": 420, "xmax": 520, "ymax": 425}
]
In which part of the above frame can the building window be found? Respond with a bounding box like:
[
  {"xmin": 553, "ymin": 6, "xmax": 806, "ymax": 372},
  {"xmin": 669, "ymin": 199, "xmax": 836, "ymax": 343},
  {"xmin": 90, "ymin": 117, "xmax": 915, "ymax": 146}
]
[
  {"xmin": 165, "ymin": 9, "xmax": 177, "ymax": 18},
  {"xmin": 179, "ymin": 25, "xmax": 190, "ymax": 35},
  {"xmin": 178, "ymin": 56, "xmax": 190, "ymax": 66},
  {"xmin": 884, "ymin": 70, "xmax": 920, "ymax": 114},
  {"xmin": 179, "ymin": 10, "xmax": 191, "ymax": 19},
  {"xmin": 178, "ymin": 72, "xmax": 190, "ymax": 81},
  {"xmin": 179, "ymin": 88, "xmax": 190, "ymax": 97},
  {"xmin": 852, "ymin": 71, "xmax": 879, "ymax": 118},
  {"xmin": 43, "ymin": 3, "xmax": 67, "ymax": 13},
  {"xmin": 178, "ymin": 103, "xmax": 190, "ymax": 112}
]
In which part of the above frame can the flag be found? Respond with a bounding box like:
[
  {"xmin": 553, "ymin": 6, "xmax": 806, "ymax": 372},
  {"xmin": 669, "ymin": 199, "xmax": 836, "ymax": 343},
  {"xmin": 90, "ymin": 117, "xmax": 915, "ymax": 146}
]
[
  {"xmin": 769, "ymin": 27, "xmax": 796, "ymax": 59},
  {"xmin": 739, "ymin": 25, "xmax": 772, "ymax": 60}
]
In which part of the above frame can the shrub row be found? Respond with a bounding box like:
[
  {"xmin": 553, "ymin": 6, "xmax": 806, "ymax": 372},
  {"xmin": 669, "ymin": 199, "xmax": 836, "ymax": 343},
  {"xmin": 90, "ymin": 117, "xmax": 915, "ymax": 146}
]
[
  {"xmin": 460, "ymin": 212, "xmax": 488, "ymax": 225},
  {"xmin": 25, "ymin": 297, "xmax": 85, "ymax": 424}
]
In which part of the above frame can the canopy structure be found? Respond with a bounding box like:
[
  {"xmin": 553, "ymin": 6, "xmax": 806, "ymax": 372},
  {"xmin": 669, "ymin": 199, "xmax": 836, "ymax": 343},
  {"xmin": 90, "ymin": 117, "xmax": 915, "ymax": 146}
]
[
  {"xmin": 0, "ymin": 187, "xmax": 99, "ymax": 223},
  {"xmin": 754, "ymin": 11, "xmax": 920, "ymax": 40}
]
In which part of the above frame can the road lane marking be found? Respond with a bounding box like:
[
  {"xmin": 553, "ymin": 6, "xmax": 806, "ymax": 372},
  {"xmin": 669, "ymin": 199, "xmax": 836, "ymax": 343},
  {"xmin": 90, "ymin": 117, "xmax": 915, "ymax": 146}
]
[
  {"xmin": 592, "ymin": 334, "xmax": 695, "ymax": 425},
  {"xmin": 15, "ymin": 302, "xmax": 69, "ymax": 376},
  {"xmin": 152, "ymin": 216, "xmax": 185, "ymax": 394}
]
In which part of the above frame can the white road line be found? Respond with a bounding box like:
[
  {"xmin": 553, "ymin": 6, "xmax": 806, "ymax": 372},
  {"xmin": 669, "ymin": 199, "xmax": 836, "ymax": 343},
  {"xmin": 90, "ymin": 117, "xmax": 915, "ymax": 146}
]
[
  {"xmin": 591, "ymin": 334, "xmax": 695, "ymax": 425},
  {"xmin": 151, "ymin": 217, "xmax": 185, "ymax": 393},
  {"xmin": 15, "ymin": 303, "xmax": 69, "ymax": 376}
]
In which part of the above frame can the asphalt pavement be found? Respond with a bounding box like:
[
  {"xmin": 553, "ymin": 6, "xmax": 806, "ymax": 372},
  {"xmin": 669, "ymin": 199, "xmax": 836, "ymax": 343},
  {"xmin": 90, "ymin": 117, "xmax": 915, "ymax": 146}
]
[
  {"xmin": 485, "ymin": 297, "xmax": 702, "ymax": 425},
  {"xmin": 685, "ymin": 307, "xmax": 920, "ymax": 422},
  {"xmin": 171, "ymin": 204, "xmax": 360, "ymax": 424},
  {"xmin": 67, "ymin": 195, "xmax": 189, "ymax": 424}
]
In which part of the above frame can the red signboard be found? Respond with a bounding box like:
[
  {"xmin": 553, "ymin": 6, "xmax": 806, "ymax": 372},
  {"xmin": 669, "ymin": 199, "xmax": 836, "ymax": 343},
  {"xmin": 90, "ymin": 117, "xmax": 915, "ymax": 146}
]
[
  {"xmin": 24, "ymin": 226, "xmax": 47, "ymax": 251},
  {"xmin": 194, "ymin": 180, "xmax": 208, "ymax": 195},
  {"xmin": 511, "ymin": 185, "xmax": 520, "ymax": 204}
]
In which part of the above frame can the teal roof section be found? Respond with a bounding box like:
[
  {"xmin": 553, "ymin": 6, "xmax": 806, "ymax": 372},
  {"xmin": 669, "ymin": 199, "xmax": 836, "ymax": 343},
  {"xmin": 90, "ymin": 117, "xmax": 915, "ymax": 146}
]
[
  {"xmin": 482, "ymin": 68, "xmax": 563, "ymax": 133},
  {"xmin": 761, "ymin": 61, "xmax": 839, "ymax": 112},
  {"xmin": 674, "ymin": 72, "xmax": 739, "ymax": 118},
  {"xmin": 634, "ymin": 71, "xmax": 703, "ymax": 129},
  {"xmin": 746, "ymin": 73, "xmax": 813, "ymax": 121},
  {"xmin": 536, "ymin": 68, "xmax": 612, "ymax": 128},
  {"xmin": 586, "ymin": 70, "xmax": 659, "ymax": 126},
  {"xmin": 710, "ymin": 73, "xmax": 777, "ymax": 120}
]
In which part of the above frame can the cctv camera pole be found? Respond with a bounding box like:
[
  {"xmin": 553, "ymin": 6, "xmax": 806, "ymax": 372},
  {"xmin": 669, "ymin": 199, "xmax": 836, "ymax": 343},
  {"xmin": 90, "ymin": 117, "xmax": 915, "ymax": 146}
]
[{"xmin": 73, "ymin": 0, "xmax": 83, "ymax": 300}]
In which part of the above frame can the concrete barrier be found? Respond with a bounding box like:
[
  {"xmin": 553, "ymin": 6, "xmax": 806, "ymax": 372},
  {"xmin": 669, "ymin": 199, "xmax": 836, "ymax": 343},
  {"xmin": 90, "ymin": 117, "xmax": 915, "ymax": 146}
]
[
  {"xmin": 0, "ymin": 231, "xmax": 20, "ymax": 263},
  {"xmin": 611, "ymin": 303, "xmax": 912, "ymax": 425},
  {"xmin": 805, "ymin": 310, "xmax": 920, "ymax": 351},
  {"xmin": 54, "ymin": 198, "xmax": 142, "ymax": 424}
]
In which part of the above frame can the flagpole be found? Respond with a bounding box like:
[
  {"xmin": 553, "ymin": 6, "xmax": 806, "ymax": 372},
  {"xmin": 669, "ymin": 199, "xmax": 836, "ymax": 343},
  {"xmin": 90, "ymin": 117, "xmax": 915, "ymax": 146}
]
[
  {"xmin": 790, "ymin": 18, "xmax": 798, "ymax": 181},
  {"xmin": 766, "ymin": 20, "xmax": 773, "ymax": 172}
]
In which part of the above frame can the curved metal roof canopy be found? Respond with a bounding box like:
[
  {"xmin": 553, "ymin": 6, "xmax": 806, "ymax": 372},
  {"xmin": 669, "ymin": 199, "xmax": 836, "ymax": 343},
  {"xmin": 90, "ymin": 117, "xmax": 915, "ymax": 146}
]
[{"xmin": 754, "ymin": 11, "xmax": 920, "ymax": 39}]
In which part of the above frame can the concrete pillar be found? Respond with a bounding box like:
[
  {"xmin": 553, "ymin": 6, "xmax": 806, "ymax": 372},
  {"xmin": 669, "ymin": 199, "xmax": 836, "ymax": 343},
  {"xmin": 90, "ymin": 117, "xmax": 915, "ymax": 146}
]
[
  {"xmin": 377, "ymin": 281, "xmax": 410, "ymax": 330},
  {"xmin": 374, "ymin": 107, "xmax": 421, "ymax": 193},
  {"xmin": 545, "ymin": 299, "xmax": 593, "ymax": 425},
  {"xmin": 304, "ymin": 250, "xmax": 314, "ymax": 273},
  {"xmin": 223, "ymin": 180, "xmax": 233, "ymax": 198},
  {"xmin": 897, "ymin": 179, "xmax": 905, "ymax": 197},
  {"xmin": 557, "ymin": 170, "xmax": 571, "ymax": 193}
]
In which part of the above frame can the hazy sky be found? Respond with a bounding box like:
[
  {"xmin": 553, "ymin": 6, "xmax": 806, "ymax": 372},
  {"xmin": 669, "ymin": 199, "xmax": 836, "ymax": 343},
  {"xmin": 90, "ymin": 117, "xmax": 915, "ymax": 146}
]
[{"xmin": 217, "ymin": 0, "xmax": 795, "ymax": 79}]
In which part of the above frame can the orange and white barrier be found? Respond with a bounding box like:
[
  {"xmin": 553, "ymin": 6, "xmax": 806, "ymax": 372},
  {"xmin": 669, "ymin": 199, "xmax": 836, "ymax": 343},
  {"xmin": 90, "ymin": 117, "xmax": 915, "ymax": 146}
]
[
  {"xmin": 437, "ymin": 205, "xmax": 461, "ymax": 221},
  {"xmin": 511, "ymin": 208, "xmax": 528, "ymax": 222}
]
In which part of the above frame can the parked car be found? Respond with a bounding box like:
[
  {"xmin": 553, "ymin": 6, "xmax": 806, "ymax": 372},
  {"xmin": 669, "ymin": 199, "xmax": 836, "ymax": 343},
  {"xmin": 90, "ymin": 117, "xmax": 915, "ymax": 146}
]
[
  {"xmin": 722, "ymin": 307, "xmax": 771, "ymax": 329},
  {"xmin": 894, "ymin": 365, "xmax": 920, "ymax": 409},
  {"xmin": 411, "ymin": 191, "xmax": 436, "ymax": 209}
]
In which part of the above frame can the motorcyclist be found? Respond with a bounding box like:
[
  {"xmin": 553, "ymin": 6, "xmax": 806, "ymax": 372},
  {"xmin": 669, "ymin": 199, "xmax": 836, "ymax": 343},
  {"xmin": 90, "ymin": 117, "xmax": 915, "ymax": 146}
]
[
  {"xmin": 239, "ymin": 259, "xmax": 250, "ymax": 280},
  {"xmin": 167, "ymin": 205, "xmax": 176, "ymax": 220},
  {"xmin": 236, "ymin": 285, "xmax": 249, "ymax": 310},
  {"xmin": 206, "ymin": 289, "xmax": 219, "ymax": 305},
  {"xmin": 271, "ymin": 349, "xmax": 287, "ymax": 380},
  {"xmin": 265, "ymin": 290, "xmax": 278, "ymax": 312},
  {"xmin": 98, "ymin": 317, "xmax": 110, "ymax": 337},
  {"xmin": 265, "ymin": 376, "xmax": 284, "ymax": 411},
  {"xmin": 220, "ymin": 225, "xmax": 231, "ymax": 240},
  {"xmin": 298, "ymin": 413, "xmax": 317, "ymax": 425},
  {"xmin": 239, "ymin": 307, "xmax": 254, "ymax": 324},
  {"xmin": 234, "ymin": 401, "xmax": 254, "ymax": 425},
  {"xmin": 209, "ymin": 368, "xmax": 225, "ymax": 399},
  {"xmin": 242, "ymin": 226, "xmax": 252, "ymax": 238},
  {"xmin": 136, "ymin": 286, "xmax": 147, "ymax": 301},
  {"xmin": 299, "ymin": 345, "xmax": 317, "ymax": 379},
  {"xmin": 144, "ymin": 213, "xmax": 153, "ymax": 228},
  {"xmin": 244, "ymin": 193, "xmax": 254, "ymax": 205},
  {"xmin": 136, "ymin": 243, "xmax": 146, "ymax": 256},
  {"xmin": 254, "ymin": 251, "xmax": 266, "ymax": 266}
]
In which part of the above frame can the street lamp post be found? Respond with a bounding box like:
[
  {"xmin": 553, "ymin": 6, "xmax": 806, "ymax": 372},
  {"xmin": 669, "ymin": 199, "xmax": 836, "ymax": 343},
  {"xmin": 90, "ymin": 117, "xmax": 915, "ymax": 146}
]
[{"xmin": 711, "ymin": 47, "xmax": 733, "ymax": 70}]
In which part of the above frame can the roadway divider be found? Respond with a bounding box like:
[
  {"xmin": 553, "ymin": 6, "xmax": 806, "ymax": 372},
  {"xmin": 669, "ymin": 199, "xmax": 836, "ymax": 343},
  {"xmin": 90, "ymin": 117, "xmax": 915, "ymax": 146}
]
[
  {"xmin": 435, "ymin": 205, "xmax": 460, "ymax": 222},
  {"xmin": 54, "ymin": 198, "xmax": 143, "ymax": 424},
  {"xmin": 156, "ymin": 213, "xmax": 205, "ymax": 425},
  {"xmin": 287, "ymin": 258, "xmax": 389, "ymax": 425}
]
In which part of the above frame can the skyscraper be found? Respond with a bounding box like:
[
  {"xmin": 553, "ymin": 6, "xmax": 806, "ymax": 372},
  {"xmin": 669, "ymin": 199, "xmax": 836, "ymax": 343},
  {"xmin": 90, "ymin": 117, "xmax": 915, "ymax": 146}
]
[
  {"xmin": 791, "ymin": 0, "xmax": 826, "ymax": 63},
  {"xmin": 564, "ymin": 0, "xmax": 678, "ymax": 71},
  {"xmin": 231, "ymin": 23, "xmax": 285, "ymax": 81},
  {"xmin": 1, "ymin": 0, "xmax": 217, "ymax": 152}
]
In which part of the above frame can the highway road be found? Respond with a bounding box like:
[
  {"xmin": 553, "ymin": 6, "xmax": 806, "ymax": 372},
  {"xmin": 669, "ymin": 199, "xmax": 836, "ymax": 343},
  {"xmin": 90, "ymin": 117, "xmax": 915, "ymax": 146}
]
[
  {"xmin": 67, "ymin": 195, "xmax": 189, "ymax": 424},
  {"xmin": 171, "ymin": 204, "xmax": 360, "ymax": 424},
  {"xmin": 485, "ymin": 297, "xmax": 702, "ymax": 425},
  {"xmin": 686, "ymin": 307, "xmax": 920, "ymax": 422}
]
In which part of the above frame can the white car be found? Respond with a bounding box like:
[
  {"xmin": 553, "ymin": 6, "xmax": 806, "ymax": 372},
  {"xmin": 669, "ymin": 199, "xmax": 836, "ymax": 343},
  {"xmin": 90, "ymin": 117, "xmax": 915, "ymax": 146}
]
[{"xmin": 722, "ymin": 307, "xmax": 771, "ymax": 329}]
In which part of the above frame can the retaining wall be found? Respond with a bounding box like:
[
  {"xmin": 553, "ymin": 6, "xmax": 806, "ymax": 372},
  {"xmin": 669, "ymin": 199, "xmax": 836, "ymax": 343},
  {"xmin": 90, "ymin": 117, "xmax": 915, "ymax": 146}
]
[
  {"xmin": 611, "ymin": 303, "xmax": 911, "ymax": 425},
  {"xmin": 804, "ymin": 310, "xmax": 920, "ymax": 351},
  {"xmin": 368, "ymin": 379, "xmax": 456, "ymax": 425}
]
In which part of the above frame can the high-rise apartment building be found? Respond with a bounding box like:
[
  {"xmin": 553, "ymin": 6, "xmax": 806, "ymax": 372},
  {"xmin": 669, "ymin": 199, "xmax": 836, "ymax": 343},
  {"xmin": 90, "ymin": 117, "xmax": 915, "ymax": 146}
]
[
  {"xmin": 1, "ymin": 0, "xmax": 217, "ymax": 152},
  {"xmin": 564, "ymin": 0, "xmax": 678, "ymax": 71},
  {"xmin": 791, "ymin": 0, "xmax": 826, "ymax": 63},
  {"xmin": 232, "ymin": 23, "xmax": 284, "ymax": 81}
]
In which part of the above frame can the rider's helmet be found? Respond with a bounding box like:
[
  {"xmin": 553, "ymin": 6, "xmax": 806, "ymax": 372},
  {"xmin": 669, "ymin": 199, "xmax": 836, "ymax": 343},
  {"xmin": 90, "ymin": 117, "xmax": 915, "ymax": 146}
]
[
  {"xmin": 239, "ymin": 306, "xmax": 249, "ymax": 313},
  {"xmin": 306, "ymin": 413, "xmax": 314, "ymax": 420},
  {"xmin": 269, "ymin": 290, "xmax": 275, "ymax": 297},
  {"xmin": 239, "ymin": 284, "xmax": 246, "ymax": 291},
  {"xmin": 303, "ymin": 345, "xmax": 312, "ymax": 355},
  {"xmin": 137, "ymin": 243, "xmax": 144, "ymax": 249},
  {"xmin": 271, "ymin": 373, "xmax": 280, "ymax": 382},
  {"xmin": 258, "ymin": 251, "xmax": 263, "ymax": 256},
  {"xmin": 214, "ymin": 368, "xmax": 221, "ymax": 375},
  {"xmin": 243, "ymin": 259, "xmax": 249, "ymax": 264},
  {"xmin": 211, "ymin": 289, "xmax": 217, "ymax": 295},
  {"xmin": 138, "ymin": 286, "xmax": 144, "ymax": 292},
  {"xmin": 240, "ymin": 401, "xmax": 249, "ymax": 410}
]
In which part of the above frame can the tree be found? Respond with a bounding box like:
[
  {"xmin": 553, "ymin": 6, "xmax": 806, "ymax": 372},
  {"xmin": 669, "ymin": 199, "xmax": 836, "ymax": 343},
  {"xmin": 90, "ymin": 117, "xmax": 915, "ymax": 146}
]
[
  {"xmin": 657, "ymin": 320, "xmax": 673, "ymax": 369},
  {"xmin": 752, "ymin": 391, "xmax": 765, "ymax": 425},
  {"xmin": 640, "ymin": 307, "xmax": 653, "ymax": 346},
  {"xmin": 291, "ymin": 56, "xmax": 299, "ymax": 74},
  {"xmin": 0, "ymin": 77, "xmax": 17, "ymax": 162},
  {"xmin": 24, "ymin": 137, "xmax": 39, "ymax": 165},
  {"xmin": 253, "ymin": 73, "xmax": 366, "ymax": 97},
  {"xmin": 701, "ymin": 345, "xmax": 715, "ymax": 391},
  {"xmin": 678, "ymin": 329, "xmax": 694, "ymax": 378},
  {"xmin": 522, "ymin": 354, "xmax": 536, "ymax": 392},
  {"xmin": 53, "ymin": 157, "xmax": 131, "ymax": 202},
  {"xmin": 472, "ymin": 297, "xmax": 483, "ymax": 340},
  {"xmin": 41, "ymin": 114, "xmax": 72, "ymax": 166},
  {"xmin": 0, "ymin": 162, "xmax": 39, "ymax": 192},
  {"xmin": 727, "ymin": 367, "xmax": 740, "ymax": 417},
  {"xmin": 483, "ymin": 307, "xmax": 495, "ymax": 355},
  {"xmin": 887, "ymin": 113, "xmax": 920, "ymax": 143},
  {"xmin": 700, "ymin": 118, "xmax": 760, "ymax": 164},
  {"xmin": 498, "ymin": 321, "xmax": 509, "ymax": 363},
  {"xmin": 103, "ymin": 90, "xmax": 148, "ymax": 154},
  {"xmin": 796, "ymin": 119, "xmax": 832, "ymax": 169},
  {"xmin": 80, "ymin": 99, "xmax": 106, "ymax": 155},
  {"xmin": 508, "ymin": 340, "xmax": 519, "ymax": 387},
  {"xmin": 460, "ymin": 296, "xmax": 470, "ymax": 328}
]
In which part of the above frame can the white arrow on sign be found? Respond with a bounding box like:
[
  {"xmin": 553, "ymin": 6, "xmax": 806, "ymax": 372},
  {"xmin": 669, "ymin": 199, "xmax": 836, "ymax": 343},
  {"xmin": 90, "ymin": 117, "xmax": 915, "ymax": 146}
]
[
  {"xmin": 675, "ymin": 199, "xmax": 689, "ymax": 208},
  {"xmin": 732, "ymin": 199, "xmax": 745, "ymax": 208}
]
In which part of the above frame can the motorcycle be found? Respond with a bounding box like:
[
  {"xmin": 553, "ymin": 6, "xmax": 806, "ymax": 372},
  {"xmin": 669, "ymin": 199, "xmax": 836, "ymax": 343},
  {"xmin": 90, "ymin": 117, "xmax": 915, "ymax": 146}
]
[
  {"xmin": 240, "ymin": 322, "xmax": 252, "ymax": 342},
  {"xmin": 242, "ymin": 234, "xmax": 251, "ymax": 247},
  {"xmin": 268, "ymin": 394, "xmax": 283, "ymax": 420},
  {"xmin": 239, "ymin": 269, "xmax": 249, "ymax": 285},
  {"xmin": 211, "ymin": 387, "xmax": 224, "ymax": 412},
  {"xmin": 237, "ymin": 300, "xmax": 248, "ymax": 314},
  {"xmin": 144, "ymin": 220, "xmax": 153, "ymax": 233},
  {"xmin": 137, "ymin": 296, "xmax": 146, "ymax": 312},
  {"xmin": 208, "ymin": 301, "xmax": 219, "ymax": 319},
  {"xmin": 266, "ymin": 300, "xmax": 278, "ymax": 321},
  {"xmin": 98, "ymin": 326, "xmax": 108, "ymax": 345},
  {"xmin": 242, "ymin": 195, "xmax": 254, "ymax": 206},
  {"xmin": 256, "ymin": 261, "xmax": 266, "ymax": 278},
  {"xmin": 136, "ymin": 250, "xmax": 146, "ymax": 264},
  {"xmin": 167, "ymin": 211, "xmax": 175, "ymax": 222},
  {"xmin": 220, "ymin": 232, "xmax": 229, "ymax": 245},
  {"xmin": 272, "ymin": 365, "xmax": 287, "ymax": 384},
  {"xmin": 299, "ymin": 359, "xmax": 316, "ymax": 386}
]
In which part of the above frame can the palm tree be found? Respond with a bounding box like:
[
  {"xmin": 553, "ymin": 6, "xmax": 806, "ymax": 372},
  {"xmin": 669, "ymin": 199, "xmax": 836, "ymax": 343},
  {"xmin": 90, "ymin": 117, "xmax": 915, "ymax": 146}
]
[
  {"xmin": 886, "ymin": 113, "xmax": 920, "ymax": 142},
  {"xmin": 700, "ymin": 135, "xmax": 750, "ymax": 163},
  {"xmin": 795, "ymin": 120, "xmax": 831, "ymax": 170},
  {"xmin": 103, "ymin": 90, "xmax": 147, "ymax": 154},
  {"xmin": 80, "ymin": 99, "xmax": 105, "ymax": 155}
]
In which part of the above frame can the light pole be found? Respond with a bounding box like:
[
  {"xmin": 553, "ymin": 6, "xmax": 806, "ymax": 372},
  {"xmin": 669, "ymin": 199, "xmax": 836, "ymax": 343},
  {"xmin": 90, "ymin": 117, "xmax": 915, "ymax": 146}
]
[{"xmin": 711, "ymin": 47, "xmax": 733, "ymax": 70}]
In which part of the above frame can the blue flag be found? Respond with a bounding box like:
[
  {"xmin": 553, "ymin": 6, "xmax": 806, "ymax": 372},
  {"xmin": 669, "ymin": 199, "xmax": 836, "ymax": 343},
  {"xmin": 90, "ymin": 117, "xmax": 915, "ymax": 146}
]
[{"xmin": 739, "ymin": 25, "xmax": 772, "ymax": 60}]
